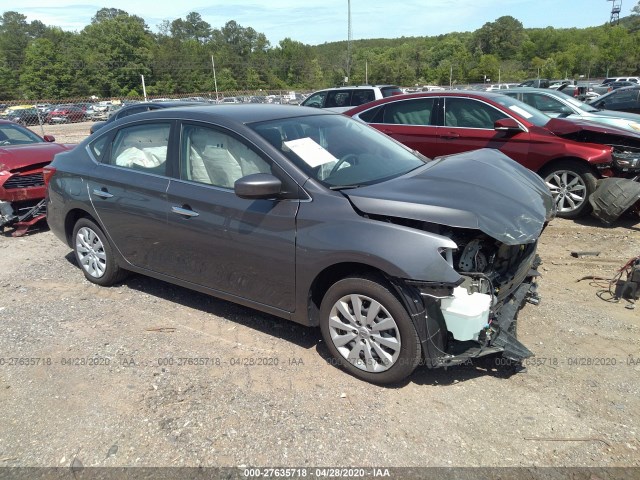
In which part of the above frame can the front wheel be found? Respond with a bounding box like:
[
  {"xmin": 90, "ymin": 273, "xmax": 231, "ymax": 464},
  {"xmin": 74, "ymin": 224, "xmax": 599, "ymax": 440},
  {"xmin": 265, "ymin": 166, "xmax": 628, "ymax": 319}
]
[
  {"xmin": 72, "ymin": 218, "xmax": 126, "ymax": 286},
  {"xmin": 540, "ymin": 161, "xmax": 597, "ymax": 218},
  {"xmin": 319, "ymin": 275, "xmax": 421, "ymax": 384}
]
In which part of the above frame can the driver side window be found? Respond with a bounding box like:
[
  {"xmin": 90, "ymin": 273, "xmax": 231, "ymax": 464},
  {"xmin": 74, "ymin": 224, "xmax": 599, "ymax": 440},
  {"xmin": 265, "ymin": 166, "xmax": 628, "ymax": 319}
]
[
  {"xmin": 181, "ymin": 124, "xmax": 271, "ymax": 189},
  {"xmin": 444, "ymin": 98, "xmax": 508, "ymax": 129}
]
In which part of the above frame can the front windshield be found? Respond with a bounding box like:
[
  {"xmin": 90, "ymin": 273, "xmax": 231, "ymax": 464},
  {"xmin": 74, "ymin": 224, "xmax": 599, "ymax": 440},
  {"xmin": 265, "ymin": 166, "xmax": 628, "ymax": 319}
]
[
  {"xmin": 250, "ymin": 114, "xmax": 427, "ymax": 189},
  {"xmin": 0, "ymin": 123, "xmax": 43, "ymax": 145},
  {"xmin": 491, "ymin": 94, "xmax": 551, "ymax": 127}
]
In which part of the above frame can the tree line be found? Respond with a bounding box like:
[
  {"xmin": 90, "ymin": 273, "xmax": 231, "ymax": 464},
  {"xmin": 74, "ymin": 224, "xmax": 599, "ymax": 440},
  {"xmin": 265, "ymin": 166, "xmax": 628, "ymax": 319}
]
[{"xmin": 1, "ymin": 7, "xmax": 640, "ymax": 101}]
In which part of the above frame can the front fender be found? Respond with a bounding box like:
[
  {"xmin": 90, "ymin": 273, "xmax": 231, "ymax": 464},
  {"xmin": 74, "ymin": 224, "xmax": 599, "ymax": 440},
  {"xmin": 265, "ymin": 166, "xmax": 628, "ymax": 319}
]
[{"xmin": 293, "ymin": 194, "xmax": 461, "ymax": 323}]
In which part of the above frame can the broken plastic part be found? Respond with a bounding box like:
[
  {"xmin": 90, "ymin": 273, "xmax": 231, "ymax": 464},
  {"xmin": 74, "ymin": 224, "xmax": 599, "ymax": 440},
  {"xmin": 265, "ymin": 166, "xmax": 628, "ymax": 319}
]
[{"xmin": 440, "ymin": 286, "xmax": 491, "ymax": 341}]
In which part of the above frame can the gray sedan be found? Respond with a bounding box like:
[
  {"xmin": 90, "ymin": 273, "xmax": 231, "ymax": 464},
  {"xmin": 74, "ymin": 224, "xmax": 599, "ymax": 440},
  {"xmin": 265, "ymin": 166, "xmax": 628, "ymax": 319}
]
[
  {"xmin": 502, "ymin": 87, "xmax": 640, "ymax": 132},
  {"xmin": 45, "ymin": 105, "xmax": 553, "ymax": 384}
]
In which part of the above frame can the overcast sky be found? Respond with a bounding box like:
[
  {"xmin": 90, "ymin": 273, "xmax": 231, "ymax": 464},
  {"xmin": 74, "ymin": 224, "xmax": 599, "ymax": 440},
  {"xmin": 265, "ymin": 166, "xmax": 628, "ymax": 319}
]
[{"xmin": 3, "ymin": 0, "xmax": 636, "ymax": 46}]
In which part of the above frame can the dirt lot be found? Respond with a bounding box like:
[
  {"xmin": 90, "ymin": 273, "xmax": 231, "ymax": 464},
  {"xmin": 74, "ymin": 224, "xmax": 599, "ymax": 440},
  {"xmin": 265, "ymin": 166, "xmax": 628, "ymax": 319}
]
[{"xmin": 0, "ymin": 122, "xmax": 638, "ymax": 471}]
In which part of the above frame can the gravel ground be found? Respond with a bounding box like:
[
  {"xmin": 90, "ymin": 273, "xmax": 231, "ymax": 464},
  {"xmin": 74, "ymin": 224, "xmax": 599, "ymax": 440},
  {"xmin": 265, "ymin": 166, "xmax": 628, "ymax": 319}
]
[{"xmin": 0, "ymin": 123, "xmax": 638, "ymax": 471}]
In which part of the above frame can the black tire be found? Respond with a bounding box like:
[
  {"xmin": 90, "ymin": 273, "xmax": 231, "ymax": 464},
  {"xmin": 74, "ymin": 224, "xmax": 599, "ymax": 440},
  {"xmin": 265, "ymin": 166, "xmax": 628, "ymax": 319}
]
[
  {"xmin": 319, "ymin": 275, "xmax": 421, "ymax": 384},
  {"xmin": 72, "ymin": 218, "xmax": 126, "ymax": 286},
  {"xmin": 539, "ymin": 160, "xmax": 597, "ymax": 219}
]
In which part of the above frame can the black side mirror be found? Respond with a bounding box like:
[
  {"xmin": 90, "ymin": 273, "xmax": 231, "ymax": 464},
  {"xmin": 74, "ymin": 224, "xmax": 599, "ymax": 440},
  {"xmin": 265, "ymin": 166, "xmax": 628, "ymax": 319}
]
[{"xmin": 234, "ymin": 173, "xmax": 282, "ymax": 199}]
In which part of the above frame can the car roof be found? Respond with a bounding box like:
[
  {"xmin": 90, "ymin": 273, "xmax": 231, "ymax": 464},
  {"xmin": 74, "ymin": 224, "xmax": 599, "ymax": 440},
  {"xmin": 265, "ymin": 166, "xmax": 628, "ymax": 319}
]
[
  {"xmin": 120, "ymin": 100, "xmax": 208, "ymax": 110},
  {"xmin": 312, "ymin": 85, "xmax": 399, "ymax": 92},
  {"xmin": 503, "ymin": 87, "xmax": 557, "ymax": 93},
  {"xmin": 349, "ymin": 90, "xmax": 509, "ymax": 102},
  {"xmin": 606, "ymin": 85, "xmax": 640, "ymax": 93},
  {"xmin": 342, "ymin": 90, "xmax": 523, "ymax": 116},
  {"xmin": 107, "ymin": 104, "xmax": 336, "ymax": 125}
]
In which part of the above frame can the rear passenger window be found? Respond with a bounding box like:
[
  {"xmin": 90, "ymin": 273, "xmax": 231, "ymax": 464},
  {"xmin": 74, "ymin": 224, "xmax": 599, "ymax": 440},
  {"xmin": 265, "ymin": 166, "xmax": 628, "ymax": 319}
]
[
  {"xmin": 107, "ymin": 123, "xmax": 171, "ymax": 175},
  {"xmin": 326, "ymin": 91, "xmax": 352, "ymax": 108},
  {"xmin": 351, "ymin": 90, "xmax": 375, "ymax": 106},
  {"xmin": 381, "ymin": 98, "xmax": 435, "ymax": 125}
]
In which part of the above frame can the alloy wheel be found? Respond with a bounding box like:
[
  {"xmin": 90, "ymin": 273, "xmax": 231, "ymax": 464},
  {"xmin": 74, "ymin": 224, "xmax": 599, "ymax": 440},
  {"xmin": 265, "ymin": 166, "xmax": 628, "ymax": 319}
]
[
  {"xmin": 544, "ymin": 169, "xmax": 587, "ymax": 214},
  {"xmin": 75, "ymin": 226, "xmax": 107, "ymax": 278},
  {"xmin": 327, "ymin": 294, "xmax": 401, "ymax": 373}
]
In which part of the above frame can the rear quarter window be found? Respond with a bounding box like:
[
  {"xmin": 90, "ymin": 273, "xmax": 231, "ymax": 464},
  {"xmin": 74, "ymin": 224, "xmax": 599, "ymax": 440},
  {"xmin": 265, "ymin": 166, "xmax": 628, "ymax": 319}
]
[
  {"xmin": 351, "ymin": 89, "xmax": 375, "ymax": 106},
  {"xmin": 380, "ymin": 86, "xmax": 403, "ymax": 97}
]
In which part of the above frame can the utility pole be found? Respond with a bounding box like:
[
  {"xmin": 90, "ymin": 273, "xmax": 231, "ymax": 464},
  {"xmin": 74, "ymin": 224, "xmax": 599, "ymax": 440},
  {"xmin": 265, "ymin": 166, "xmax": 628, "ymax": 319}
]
[
  {"xmin": 346, "ymin": 0, "xmax": 352, "ymax": 84},
  {"xmin": 141, "ymin": 74, "xmax": 147, "ymax": 102},
  {"xmin": 211, "ymin": 56, "xmax": 219, "ymax": 102}
]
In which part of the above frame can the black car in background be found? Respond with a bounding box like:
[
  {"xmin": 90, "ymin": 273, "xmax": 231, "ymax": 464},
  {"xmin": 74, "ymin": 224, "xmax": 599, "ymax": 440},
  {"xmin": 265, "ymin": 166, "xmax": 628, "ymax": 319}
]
[
  {"xmin": 46, "ymin": 104, "xmax": 553, "ymax": 384},
  {"xmin": 89, "ymin": 100, "xmax": 209, "ymax": 134},
  {"xmin": 5, "ymin": 108, "xmax": 44, "ymax": 126},
  {"xmin": 589, "ymin": 86, "xmax": 640, "ymax": 114}
]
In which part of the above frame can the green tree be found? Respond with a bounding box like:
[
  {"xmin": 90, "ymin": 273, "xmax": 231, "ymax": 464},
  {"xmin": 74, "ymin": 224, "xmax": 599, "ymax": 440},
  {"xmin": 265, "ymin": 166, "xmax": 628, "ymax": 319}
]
[
  {"xmin": 474, "ymin": 16, "xmax": 526, "ymax": 59},
  {"xmin": 0, "ymin": 12, "xmax": 30, "ymax": 97},
  {"xmin": 80, "ymin": 10, "xmax": 154, "ymax": 97},
  {"xmin": 171, "ymin": 12, "xmax": 211, "ymax": 43}
]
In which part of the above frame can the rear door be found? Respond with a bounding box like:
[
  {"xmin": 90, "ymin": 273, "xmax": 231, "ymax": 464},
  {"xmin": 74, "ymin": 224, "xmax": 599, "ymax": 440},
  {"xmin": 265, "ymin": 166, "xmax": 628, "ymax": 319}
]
[
  {"xmin": 358, "ymin": 97, "xmax": 441, "ymax": 157},
  {"xmin": 87, "ymin": 121, "xmax": 173, "ymax": 272},
  {"xmin": 162, "ymin": 122, "xmax": 298, "ymax": 311}
]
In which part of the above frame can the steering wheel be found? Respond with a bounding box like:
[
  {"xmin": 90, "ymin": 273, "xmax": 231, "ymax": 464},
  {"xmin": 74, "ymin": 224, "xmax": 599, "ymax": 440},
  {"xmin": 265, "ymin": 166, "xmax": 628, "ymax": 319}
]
[{"xmin": 329, "ymin": 153, "xmax": 358, "ymax": 177}]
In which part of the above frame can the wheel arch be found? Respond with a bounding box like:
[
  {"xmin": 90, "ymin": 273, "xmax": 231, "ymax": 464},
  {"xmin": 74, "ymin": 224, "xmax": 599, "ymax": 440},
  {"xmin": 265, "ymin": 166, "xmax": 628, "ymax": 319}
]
[
  {"xmin": 536, "ymin": 156, "xmax": 601, "ymax": 179},
  {"xmin": 63, "ymin": 208, "xmax": 99, "ymax": 247},
  {"xmin": 306, "ymin": 262, "xmax": 393, "ymax": 327}
]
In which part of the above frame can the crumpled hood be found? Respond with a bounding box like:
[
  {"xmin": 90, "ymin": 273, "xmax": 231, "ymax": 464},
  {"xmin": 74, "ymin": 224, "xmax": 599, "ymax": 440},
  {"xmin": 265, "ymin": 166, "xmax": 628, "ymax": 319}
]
[
  {"xmin": 343, "ymin": 148, "xmax": 554, "ymax": 245},
  {"xmin": 546, "ymin": 116, "xmax": 640, "ymax": 140},
  {"xmin": 0, "ymin": 142, "xmax": 74, "ymax": 172}
]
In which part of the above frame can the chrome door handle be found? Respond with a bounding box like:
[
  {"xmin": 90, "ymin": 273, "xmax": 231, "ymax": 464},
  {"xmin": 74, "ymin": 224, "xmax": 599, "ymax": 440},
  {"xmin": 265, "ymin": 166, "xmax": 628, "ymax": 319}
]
[
  {"xmin": 171, "ymin": 206, "xmax": 200, "ymax": 218},
  {"xmin": 92, "ymin": 189, "xmax": 114, "ymax": 198}
]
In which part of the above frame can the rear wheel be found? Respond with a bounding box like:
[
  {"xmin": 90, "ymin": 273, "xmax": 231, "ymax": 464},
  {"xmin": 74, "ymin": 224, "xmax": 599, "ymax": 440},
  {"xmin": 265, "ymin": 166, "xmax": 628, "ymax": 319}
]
[
  {"xmin": 72, "ymin": 218, "xmax": 126, "ymax": 286},
  {"xmin": 319, "ymin": 275, "xmax": 421, "ymax": 384},
  {"xmin": 540, "ymin": 161, "xmax": 597, "ymax": 218}
]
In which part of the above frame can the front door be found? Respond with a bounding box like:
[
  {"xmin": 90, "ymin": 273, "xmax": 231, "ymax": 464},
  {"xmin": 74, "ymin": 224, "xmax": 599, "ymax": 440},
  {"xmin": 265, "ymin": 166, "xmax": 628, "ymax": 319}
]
[{"xmin": 163, "ymin": 123, "xmax": 298, "ymax": 312}]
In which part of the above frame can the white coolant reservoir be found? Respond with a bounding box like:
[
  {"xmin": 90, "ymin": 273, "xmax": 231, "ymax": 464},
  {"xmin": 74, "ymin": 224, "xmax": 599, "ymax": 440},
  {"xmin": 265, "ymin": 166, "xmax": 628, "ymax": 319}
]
[{"xmin": 440, "ymin": 286, "xmax": 491, "ymax": 341}]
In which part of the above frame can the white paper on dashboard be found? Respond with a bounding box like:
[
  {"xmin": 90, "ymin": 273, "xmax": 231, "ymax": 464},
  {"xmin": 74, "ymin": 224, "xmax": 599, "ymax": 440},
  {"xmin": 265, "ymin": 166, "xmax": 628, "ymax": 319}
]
[
  {"xmin": 283, "ymin": 137, "xmax": 339, "ymax": 168},
  {"xmin": 508, "ymin": 105, "xmax": 533, "ymax": 119}
]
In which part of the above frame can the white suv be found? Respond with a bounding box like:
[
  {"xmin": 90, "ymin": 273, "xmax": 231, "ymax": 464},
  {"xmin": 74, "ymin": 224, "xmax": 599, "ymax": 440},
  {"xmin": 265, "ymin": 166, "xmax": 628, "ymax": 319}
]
[
  {"xmin": 602, "ymin": 77, "xmax": 640, "ymax": 85},
  {"xmin": 301, "ymin": 85, "xmax": 402, "ymax": 112}
]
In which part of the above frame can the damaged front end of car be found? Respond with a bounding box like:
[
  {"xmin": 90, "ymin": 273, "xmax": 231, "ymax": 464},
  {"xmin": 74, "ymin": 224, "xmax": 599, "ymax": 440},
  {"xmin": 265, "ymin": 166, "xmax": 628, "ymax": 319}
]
[
  {"xmin": 343, "ymin": 148, "xmax": 554, "ymax": 370},
  {"xmin": 396, "ymin": 228, "xmax": 542, "ymax": 369}
]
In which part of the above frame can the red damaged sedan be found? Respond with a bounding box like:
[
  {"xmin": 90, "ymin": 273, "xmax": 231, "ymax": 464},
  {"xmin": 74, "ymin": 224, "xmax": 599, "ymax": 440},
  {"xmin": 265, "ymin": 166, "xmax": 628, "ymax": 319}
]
[
  {"xmin": 0, "ymin": 120, "xmax": 75, "ymax": 232},
  {"xmin": 346, "ymin": 91, "xmax": 640, "ymax": 218}
]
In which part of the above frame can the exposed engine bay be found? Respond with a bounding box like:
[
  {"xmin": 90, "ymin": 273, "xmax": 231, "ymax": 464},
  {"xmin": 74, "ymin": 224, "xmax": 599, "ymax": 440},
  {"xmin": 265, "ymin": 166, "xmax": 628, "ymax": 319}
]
[
  {"xmin": 436, "ymin": 229, "xmax": 539, "ymax": 356},
  {"xmin": 372, "ymin": 215, "xmax": 540, "ymax": 368},
  {"xmin": 555, "ymin": 129, "xmax": 640, "ymax": 177}
]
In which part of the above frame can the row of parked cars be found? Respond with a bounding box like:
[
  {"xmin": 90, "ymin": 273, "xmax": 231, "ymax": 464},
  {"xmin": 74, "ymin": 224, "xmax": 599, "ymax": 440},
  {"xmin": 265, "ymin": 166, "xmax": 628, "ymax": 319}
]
[
  {"xmin": 0, "ymin": 103, "xmax": 94, "ymax": 125},
  {"xmin": 1, "ymin": 81, "xmax": 639, "ymax": 385}
]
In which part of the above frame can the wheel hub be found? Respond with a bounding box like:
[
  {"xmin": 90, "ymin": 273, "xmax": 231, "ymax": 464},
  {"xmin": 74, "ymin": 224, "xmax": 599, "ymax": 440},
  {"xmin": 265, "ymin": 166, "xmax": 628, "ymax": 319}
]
[{"xmin": 358, "ymin": 327, "xmax": 370, "ymax": 339}]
